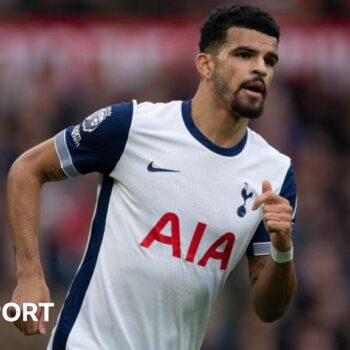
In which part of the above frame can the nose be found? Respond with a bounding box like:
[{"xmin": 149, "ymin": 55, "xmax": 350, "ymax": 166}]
[{"xmin": 252, "ymin": 57, "xmax": 267, "ymax": 77}]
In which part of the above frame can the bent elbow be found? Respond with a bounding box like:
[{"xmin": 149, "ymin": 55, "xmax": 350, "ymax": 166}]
[
  {"xmin": 256, "ymin": 313, "xmax": 283, "ymax": 323},
  {"xmin": 254, "ymin": 306, "xmax": 288, "ymax": 323}
]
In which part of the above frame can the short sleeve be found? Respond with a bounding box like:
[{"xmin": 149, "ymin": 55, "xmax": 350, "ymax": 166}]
[
  {"xmin": 246, "ymin": 164, "xmax": 298, "ymax": 256},
  {"xmin": 54, "ymin": 102, "xmax": 133, "ymax": 176}
]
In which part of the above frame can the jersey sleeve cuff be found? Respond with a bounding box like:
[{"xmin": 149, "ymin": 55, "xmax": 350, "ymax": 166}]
[
  {"xmin": 251, "ymin": 242, "xmax": 271, "ymax": 256},
  {"xmin": 54, "ymin": 130, "xmax": 81, "ymax": 178}
]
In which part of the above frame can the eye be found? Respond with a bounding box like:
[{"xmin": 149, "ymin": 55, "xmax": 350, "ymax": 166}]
[
  {"xmin": 236, "ymin": 52, "xmax": 251, "ymax": 59},
  {"xmin": 265, "ymin": 57, "xmax": 277, "ymax": 67}
]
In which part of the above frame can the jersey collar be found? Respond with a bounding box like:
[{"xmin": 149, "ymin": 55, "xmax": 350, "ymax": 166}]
[{"xmin": 181, "ymin": 100, "xmax": 248, "ymax": 157}]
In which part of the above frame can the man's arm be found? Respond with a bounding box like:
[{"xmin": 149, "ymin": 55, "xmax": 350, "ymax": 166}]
[
  {"xmin": 248, "ymin": 255, "xmax": 296, "ymax": 322},
  {"xmin": 7, "ymin": 138, "xmax": 67, "ymax": 335},
  {"xmin": 248, "ymin": 180, "xmax": 297, "ymax": 322}
]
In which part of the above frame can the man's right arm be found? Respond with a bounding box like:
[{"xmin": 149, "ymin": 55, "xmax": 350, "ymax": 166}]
[
  {"xmin": 7, "ymin": 138, "xmax": 66, "ymax": 336},
  {"xmin": 7, "ymin": 102, "xmax": 133, "ymax": 335}
]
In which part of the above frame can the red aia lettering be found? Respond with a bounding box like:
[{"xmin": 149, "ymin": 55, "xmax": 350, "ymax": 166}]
[
  {"xmin": 140, "ymin": 212, "xmax": 235, "ymax": 270},
  {"xmin": 140, "ymin": 212, "xmax": 181, "ymax": 258},
  {"xmin": 197, "ymin": 233, "xmax": 235, "ymax": 270},
  {"xmin": 185, "ymin": 222, "xmax": 207, "ymax": 263}
]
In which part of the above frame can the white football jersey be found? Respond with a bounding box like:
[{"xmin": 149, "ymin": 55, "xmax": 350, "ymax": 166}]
[{"xmin": 49, "ymin": 100, "xmax": 297, "ymax": 350}]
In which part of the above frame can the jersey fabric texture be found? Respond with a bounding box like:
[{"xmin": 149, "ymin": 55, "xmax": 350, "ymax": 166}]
[{"xmin": 49, "ymin": 99, "xmax": 297, "ymax": 350}]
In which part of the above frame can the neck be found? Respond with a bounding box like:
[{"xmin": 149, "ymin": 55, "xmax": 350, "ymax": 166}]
[{"xmin": 191, "ymin": 83, "xmax": 249, "ymax": 149}]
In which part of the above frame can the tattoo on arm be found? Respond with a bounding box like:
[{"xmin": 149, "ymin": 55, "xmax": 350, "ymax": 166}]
[
  {"xmin": 13, "ymin": 246, "xmax": 16, "ymax": 255},
  {"xmin": 42, "ymin": 164, "xmax": 67, "ymax": 182}
]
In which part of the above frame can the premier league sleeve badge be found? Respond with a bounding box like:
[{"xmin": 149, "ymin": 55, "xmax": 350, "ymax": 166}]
[{"xmin": 82, "ymin": 107, "xmax": 112, "ymax": 132}]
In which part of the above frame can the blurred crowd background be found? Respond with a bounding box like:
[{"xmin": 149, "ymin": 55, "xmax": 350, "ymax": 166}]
[
  {"xmin": 0, "ymin": 0, "xmax": 349, "ymax": 15},
  {"xmin": 0, "ymin": 0, "xmax": 350, "ymax": 349}
]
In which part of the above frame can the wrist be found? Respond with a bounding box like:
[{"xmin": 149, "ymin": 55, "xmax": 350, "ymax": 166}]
[
  {"xmin": 270, "ymin": 243, "xmax": 293, "ymax": 264},
  {"xmin": 270, "ymin": 233, "xmax": 292, "ymax": 251},
  {"xmin": 16, "ymin": 257, "xmax": 44, "ymax": 280}
]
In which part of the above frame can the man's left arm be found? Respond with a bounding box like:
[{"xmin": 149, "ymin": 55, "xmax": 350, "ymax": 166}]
[{"xmin": 248, "ymin": 180, "xmax": 297, "ymax": 322}]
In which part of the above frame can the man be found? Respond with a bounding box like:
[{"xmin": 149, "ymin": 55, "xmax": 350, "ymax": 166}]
[{"xmin": 8, "ymin": 4, "xmax": 297, "ymax": 350}]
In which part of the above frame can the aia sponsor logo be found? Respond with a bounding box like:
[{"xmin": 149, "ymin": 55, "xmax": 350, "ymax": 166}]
[{"xmin": 140, "ymin": 212, "xmax": 235, "ymax": 270}]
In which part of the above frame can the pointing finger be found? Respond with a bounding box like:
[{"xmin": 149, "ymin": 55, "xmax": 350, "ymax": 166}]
[
  {"xmin": 252, "ymin": 191, "xmax": 276, "ymax": 210},
  {"xmin": 252, "ymin": 193, "xmax": 290, "ymax": 210},
  {"xmin": 252, "ymin": 181, "xmax": 289, "ymax": 210},
  {"xmin": 252, "ymin": 180, "xmax": 274, "ymax": 210},
  {"xmin": 262, "ymin": 180, "xmax": 272, "ymax": 194}
]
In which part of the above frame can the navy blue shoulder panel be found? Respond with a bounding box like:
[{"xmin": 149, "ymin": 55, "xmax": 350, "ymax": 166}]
[
  {"xmin": 55, "ymin": 102, "xmax": 133, "ymax": 176},
  {"xmin": 279, "ymin": 164, "xmax": 297, "ymax": 218},
  {"xmin": 246, "ymin": 164, "xmax": 297, "ymax": 256},
  {"xmin": 52, "ymin": 175, "xmax": 114, "ymax": 349}
]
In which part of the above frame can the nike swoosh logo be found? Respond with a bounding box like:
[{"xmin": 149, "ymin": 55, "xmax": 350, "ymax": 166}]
[{"xmin": 147, "ymin": 161, "xmax": 180, "ymax": 173}]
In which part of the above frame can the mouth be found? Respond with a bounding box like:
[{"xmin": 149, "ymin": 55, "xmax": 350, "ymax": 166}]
[{"xmin": 240, "ymin": 81, "xmax": 266, "ymax": 98}]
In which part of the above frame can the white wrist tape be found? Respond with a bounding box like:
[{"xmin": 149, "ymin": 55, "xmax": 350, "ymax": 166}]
[{"xmin": 270, "ymin": 244, "xmax": 293, "ymax": 263}]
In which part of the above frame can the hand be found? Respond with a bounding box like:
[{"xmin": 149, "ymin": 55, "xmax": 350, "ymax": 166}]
[
  {"xmin": 10, "ymin": 275, "xmax": 51, "ymax": 336},
  {"xmin": 252, "ymin": 180, "xmax": 293, "ymax": 251}
]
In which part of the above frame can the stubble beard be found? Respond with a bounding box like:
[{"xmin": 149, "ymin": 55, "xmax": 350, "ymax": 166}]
[{"xmin": 212, "ymin": 71, "xmax": 265, "ymax": 120}]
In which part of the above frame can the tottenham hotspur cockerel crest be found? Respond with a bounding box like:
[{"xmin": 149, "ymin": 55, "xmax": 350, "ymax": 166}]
[{"xmin": 237, "ymin": 183, "xmax": 254, "ymax": 218}]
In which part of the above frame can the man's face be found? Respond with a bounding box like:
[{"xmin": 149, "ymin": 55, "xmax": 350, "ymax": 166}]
[{"xmin": 210, "ymin": 27, "xmax": 279, "ymax": 119}]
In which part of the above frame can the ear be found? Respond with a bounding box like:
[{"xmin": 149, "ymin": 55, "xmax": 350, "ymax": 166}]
[{"xmin": 195, "ymin": 52, "xmax": 215, "ymax": 80}]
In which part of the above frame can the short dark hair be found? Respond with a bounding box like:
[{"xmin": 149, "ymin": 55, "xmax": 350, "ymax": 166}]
[{"xmin": 199, "ymin": 5, "xmax": 280, "ymax": 53}]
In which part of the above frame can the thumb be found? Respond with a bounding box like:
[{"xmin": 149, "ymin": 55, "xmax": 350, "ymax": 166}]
[
  {"xmin": 38, "ymin": 308, "xmax": 47, "ymax": 335},
  {"xmin": 262, "ymin": 180, "xmax": 272, "ymax": 194}
]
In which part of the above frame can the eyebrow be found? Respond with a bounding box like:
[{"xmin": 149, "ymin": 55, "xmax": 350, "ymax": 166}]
[{"xmin": 232, "ymin": 46, "xmax": 279, "ymax": 63}]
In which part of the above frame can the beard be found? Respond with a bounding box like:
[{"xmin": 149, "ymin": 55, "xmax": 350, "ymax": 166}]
[{"xmin": 212, "ymin": 71, "xmax": 266, "ymax": 119}]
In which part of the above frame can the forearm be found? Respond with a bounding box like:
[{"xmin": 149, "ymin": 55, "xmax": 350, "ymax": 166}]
[
  {"xmin": 251, "ymin": 256, "xmax": 296, "ymax": 322},
  {"xmin": 8, "ymin": 139, "xmax": 66, "ymax": 278},
  {"xmin": 7, "ymin": 157, "xmax": 45, "ymax": 278},
  {"xmin": 7, "ymin": 140, "xmax": 65, "ymax": 335}
]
